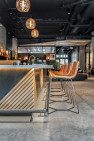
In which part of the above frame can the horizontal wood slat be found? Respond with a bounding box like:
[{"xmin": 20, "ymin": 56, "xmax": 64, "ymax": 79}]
[
  {"xmin": 0, "ymin": 69, "xmax": 37, "ymax": 111},
  {"xmin": 0, "ymin": 70, "xmax": 34, "ymax": 103},
  {"xmin": 0, "ymin": 78, "xmax": 34, "ymax": 108}
]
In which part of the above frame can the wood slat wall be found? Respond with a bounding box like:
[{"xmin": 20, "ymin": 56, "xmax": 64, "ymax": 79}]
[{"xmin": 0, "ymin": 69, "xmax": 37, "ymax": 111}]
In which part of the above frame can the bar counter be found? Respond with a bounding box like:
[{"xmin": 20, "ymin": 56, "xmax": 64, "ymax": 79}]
[{"xmin": 0, "ymin": 64, "xmax": 53, "ymax": 116}]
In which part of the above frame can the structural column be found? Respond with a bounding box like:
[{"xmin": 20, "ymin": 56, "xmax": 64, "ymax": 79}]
[
  {"xmin": 91, "ymin": 31, "xmax": 94, "ymax": 68},
  {"xmin": 40, "ymin": 69, "xmax": 43, "ymax": 88},
  {"xmin": 12, "ymin": 38, "xmax": 18, "ymax": 59},
  {"xmin": 0, "ymin": 24, "xmax": 6, "ymax": 52},
  {"xmin": 79, "ymin": 46, "xmax": 85, "ymax": 70}
]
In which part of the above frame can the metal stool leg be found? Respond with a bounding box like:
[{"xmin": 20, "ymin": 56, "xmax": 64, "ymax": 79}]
[
  {"xmin": 64, "ymin": 79, "xmax": 69, "ymax": 98},
  {"xmin": 66, "ymin": 79, "xmax": 72, "ymax": 103},
  {"xmin": 60, "ymin": 79, "xmax": 66, "ymax": 96},
  {"xmin": 47, "ymin": 78, "xmax": 52, "ymax": 114},
  {"xmin": 71, "ymin": 79, "xmax": 79, "ymax": 113}
]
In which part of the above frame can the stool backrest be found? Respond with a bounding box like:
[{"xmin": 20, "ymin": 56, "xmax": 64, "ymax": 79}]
[
  {"xmin": 60, "ymin": 65, "xmax": 64, "ymax": 71},
  {"xmin": 60, "ymin": 64, "xmax": 68, "ymax": 72},
  {"xmin": 66, "ymin": 63, "xmax": 72, "ymax": 74},
  {"xmin": 64, "ymin": 64, "xmax": 67, "ymax": 73},
  {"xmin": 69, "ymin": 61, "xmax": 79, "ymax": 78}
]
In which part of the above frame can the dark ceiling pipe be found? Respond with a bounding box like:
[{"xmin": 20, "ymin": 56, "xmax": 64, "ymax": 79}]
[
  {"xmin": 64, "ymin": 23, "xmax": 70, "ymax": 35},
  {"xmin": 63, "ymin": 0, "xmax": 94, "ymax": 7},
  {"xmin": 69, "ymin": 22, "xmax": 93, "ymax": 27},
  {"xmin": 80, "ymin": 6, "xmax": 93, "ymax": 24},
  {"xmin": 84, "ymin": 24, "xmax": 94, "ymax": 34},
  {"xmin": 70, "ymin": 5, "xmax": 81, "ymax": 20},
  {"xmin": 15, "ymin": 17, "xmax": 92, "ymax": 27},
  {"xmin": 17, "ymin": 18, "xmax": 69, "ymax": 23},
  {"xmin": 70, "ymin": 4, "xmax": 93, "ymax": 34},
  {"xmin": 64, "ymin": 5, "xmax": 82, "ymax": 35},
  {"xmin": 17, "ymin": 18, "xmax": 92, "ymax": 26}
]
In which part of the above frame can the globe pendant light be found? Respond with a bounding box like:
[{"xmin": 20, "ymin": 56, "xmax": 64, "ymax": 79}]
[
  {"xmin": 26, "ymin": 18, "xmax": 36, "ymax": 29},
  {"xmin": 31, "ymin": 29, "xmax": 39, "ymax": 38},
  {"xmin": 16, "ymin": 0, "xmax": 30, "ymax": 12}
]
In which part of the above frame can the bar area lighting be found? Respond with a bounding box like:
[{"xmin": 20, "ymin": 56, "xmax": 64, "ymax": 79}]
[
  {"xmin": 31, "ymin": 29, "xmax": 39, "ymax": 38},
  {"xmin": 16, "ymin": 0, "xmax": 30, "ymax": 12},
  {"xmin": 26, "ymin": 18, "xmax": 36, "ymax": 29}
]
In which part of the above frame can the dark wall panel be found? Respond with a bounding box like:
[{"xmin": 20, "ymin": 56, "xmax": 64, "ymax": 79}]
[{"xmin": 0, "ymin": 69, "xmax": 30, "ymax": 100}]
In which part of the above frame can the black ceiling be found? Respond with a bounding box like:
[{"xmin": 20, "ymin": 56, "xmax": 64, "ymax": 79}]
[{"xmin": 0, "ymin": 0, "xmax": 94, "ymax": 45}]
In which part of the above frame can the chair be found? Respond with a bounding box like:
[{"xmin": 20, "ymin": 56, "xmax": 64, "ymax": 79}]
[
  {"xmin": 47, "ymin": 61, "xmax": 79, "ymax": 114},
  {"xmin": 51, "ymin": 63, "xmax": 72, "ymax": 76},
  {"xmin": 49, "ymin": 63, "xmax": 72, "ymax": 97},
  {"xmin": 49, "ymin": 64, "xmax": 68, "ymax": 75},
  {"xmin": 60, "ymin": 64, "xmax": 67, "ymax": 73}
]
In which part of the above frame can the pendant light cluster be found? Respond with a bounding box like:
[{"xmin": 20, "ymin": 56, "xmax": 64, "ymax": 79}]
[{"xmin": 16, "ymin": 0, "xmax": 39, "ymax": 38}]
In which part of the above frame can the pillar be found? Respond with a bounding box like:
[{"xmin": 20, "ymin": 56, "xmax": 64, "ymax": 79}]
[
  {"xmin": 91, "ymin": 31, "xmax": 94, "ymax": 68},
  {"xmin": 12, "ymin": 38, "xmax": 18, "ymax": 59},
  {"xmin": 79, "ymin": 46, "xmax": 85, "ymax": 70},
  {"xmin": 0, "ymin": 24, "xmax": 6, "ymax": 52}
]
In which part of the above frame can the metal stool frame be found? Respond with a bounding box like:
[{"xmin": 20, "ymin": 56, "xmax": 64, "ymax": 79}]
[
  {"xmin": 47, "ymin": 77, "xmax": 79, "ymax": 114},
  {"xmin": 47, "ymin": 61, "xmax": 80, "ymax": 114}
]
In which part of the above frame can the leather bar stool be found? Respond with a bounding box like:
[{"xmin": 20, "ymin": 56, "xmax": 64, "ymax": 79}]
[
  {"xmin": 48, "ymin": 61, "xmax": 79, "ymax": 114},
  {"xmin": 49, "ymin": 64, "xmax": 68, "ymax": 97},
  {"xmin": 53, "ymin": 63, "xmax": 72, "ymax": 75},
  {"xmin": 60, "ymin": 64, "xmax": 67, "ymax": 73},
  {"xmin": 53, "ymin": 63, "xmax": 73, "ymax": 99},
  {"xmin": 49, "ymin": 64, "xmax": 68, "ymax": 75},
  {"xmin": 50, "ymin": 63, "xmax": 72, "ymax": 97}
]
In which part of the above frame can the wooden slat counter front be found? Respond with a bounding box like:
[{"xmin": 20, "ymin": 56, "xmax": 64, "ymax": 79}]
[{"xmin": 0, "ymin": 64, "xmax": 53, "ymax": 115}]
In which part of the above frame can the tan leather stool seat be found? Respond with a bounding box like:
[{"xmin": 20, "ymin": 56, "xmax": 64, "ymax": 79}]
[{"xmin": 49, "ymin": 62, "xmax": 79, "ymax": 79}]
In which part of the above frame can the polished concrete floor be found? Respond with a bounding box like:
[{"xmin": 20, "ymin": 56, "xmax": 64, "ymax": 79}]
[{"xmin": 0, "ymin": 77, "xmax": 94, "ymax": 141}]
